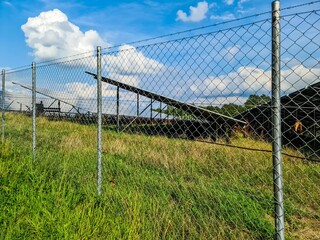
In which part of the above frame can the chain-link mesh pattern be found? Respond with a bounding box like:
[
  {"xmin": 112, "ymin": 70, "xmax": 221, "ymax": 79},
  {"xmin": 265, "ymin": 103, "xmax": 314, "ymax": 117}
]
[
  {"xmin": 1, "ymin": 3, "xmax": 320, "ymax": 239},
  {"xmin": 35, "ymin": 55, "xmax": 99, "ymax": 191},
  {"xmin": 280, "ymin": 10, "xmax": 320, "ymax": 239},
  {"xmin": 2, "ymin": 68, "xmax": 32, "ymax": 147},
  {"xmin": 94, "ymin": 19, "xmax": 274, "ymax": 238}
]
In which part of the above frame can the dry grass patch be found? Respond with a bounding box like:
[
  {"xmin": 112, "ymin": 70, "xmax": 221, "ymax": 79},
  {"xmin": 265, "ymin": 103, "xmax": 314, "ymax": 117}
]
[{"xmin": 292, "ymin": 217, "xmax": 320, "ymax": 240}]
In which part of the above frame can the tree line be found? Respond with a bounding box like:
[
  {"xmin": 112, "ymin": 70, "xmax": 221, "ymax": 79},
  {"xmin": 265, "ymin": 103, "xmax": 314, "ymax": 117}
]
[{"xmin": 154, "ymin": 94, "xmax": 271, "ymax": 119}]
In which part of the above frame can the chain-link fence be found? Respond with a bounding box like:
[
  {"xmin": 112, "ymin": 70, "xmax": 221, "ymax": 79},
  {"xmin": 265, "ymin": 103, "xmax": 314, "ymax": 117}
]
[{"xmin": 1, "ymin": 1, "xmax": 319, "ymax": 239}]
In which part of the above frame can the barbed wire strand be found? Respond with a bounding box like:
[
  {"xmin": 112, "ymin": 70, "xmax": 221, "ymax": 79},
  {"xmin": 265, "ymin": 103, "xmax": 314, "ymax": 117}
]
[{"xmin": 281, "ymin": 0, "xmax": 320, "ymax": 11}]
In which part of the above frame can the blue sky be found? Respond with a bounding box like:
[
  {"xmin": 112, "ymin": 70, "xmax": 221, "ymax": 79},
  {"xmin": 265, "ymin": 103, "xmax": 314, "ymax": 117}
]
[
  {"xmin": 0, "ymin": 0, "xmax": 319, "ymax": 115},
  {"xmin": 0, "ymin": 0, "xmax": 303, "ymax": 68}
]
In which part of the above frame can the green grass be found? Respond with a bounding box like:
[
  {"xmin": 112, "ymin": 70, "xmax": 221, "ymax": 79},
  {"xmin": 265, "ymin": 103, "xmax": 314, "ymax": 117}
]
[{"xmin": 0, "ymin": 113, "xmax": 319, "ymax": 239}]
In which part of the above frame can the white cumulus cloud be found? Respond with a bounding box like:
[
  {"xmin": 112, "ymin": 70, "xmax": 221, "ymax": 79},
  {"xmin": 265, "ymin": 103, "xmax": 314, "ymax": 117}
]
[
  {"xmin": 176, "ymin": 1, "xmax": 209, "ymax": 22},
  {"xmin": 62, "ymin": 81, "xmax": 139, "ymax": 114},
  {"xmin": 105, "ymin": 44, "xmax": 165, "ymax": 77},
  {"xmin": 64, "ymin": 82, "xmax": 118, "ymax": 98},
  {"xmin": 21, "ymin": 9, "xmax": 107, "ymax": 61},
  {"xmin": 190, "ymin": 65, "xmax": 320, "ymax": 97}
]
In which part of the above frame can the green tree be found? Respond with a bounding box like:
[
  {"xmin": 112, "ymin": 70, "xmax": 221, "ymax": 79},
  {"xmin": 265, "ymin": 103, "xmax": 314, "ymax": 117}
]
[
  {"xmin": 205, "ymin": 104, "xmax": 246, "ymax": 117},
  {"xmin": 153, "ymin": 94, "xmax": 271, "ymax": 119},
  {"xmin": 244, "ymin": 94, "xmax": 271, "ymax": 109},
  {"xmin": 153, "ymin": 106, "xmax": 195, "ymax": 119},
  {"xmin": 220, "ymin": 103, "xmax": 247, "ymax": 117}
]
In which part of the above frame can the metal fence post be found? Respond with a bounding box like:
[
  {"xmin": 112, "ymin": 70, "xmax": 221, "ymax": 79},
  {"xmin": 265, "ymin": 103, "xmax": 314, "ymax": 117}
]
[
  {"xmin": 116, "ymin": 86, "xmax": 120, "ymax": 131},
  {"xmin": 2, "ymin": 69, "xmax": 5, "ymax": 144},
  {"xmin": 271, "ymin": 1, "xmax": 284, "ymax": 239},
  {"xmin": 150, "ymin": 98, "xmax": 153, "ymax": 119},
  {"xmin": 32, "ymin": 62, "xmax": 36, "ymax": 160},
  {"xmin": 97, "ymin": 46, "xmax": 102, "ymax": 195},
  {"xmin": 137, "ymin": 93, "xmax": 139, "ymax": 117}
]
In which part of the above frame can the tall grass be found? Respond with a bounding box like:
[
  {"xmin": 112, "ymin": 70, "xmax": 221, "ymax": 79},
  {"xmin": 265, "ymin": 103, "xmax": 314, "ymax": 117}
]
[{"xmin": 0, "ymin": 113, "xmax": 319, "ymax": 239}]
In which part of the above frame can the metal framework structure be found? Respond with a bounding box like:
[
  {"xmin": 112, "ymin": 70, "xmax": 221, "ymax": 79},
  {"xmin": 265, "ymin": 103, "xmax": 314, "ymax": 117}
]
[
  {"xmin": 1, "ymin": 1, "xmax": 319, "ymax": 239},
  {"xmin": 12, "ymin": 81, "xmax": 85, "ymax": 114},
  {"xmin": 85, "ymin": 71, "xmax": 246, "ymax": 126},
  {"xmin": 236, "ymin": 81, "xmax": 320, "ymax": 159}
]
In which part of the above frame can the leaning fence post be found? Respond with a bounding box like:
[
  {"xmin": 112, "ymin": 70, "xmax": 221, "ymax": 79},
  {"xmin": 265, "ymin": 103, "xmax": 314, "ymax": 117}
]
[
  {"xmin": 32, "ymin": 62, "xmax": 36, "ymax": 160},
  {"xmin": 2, "ymin": 69, "xmax": 5, "ymax": 144},
  {"xmin": 97, "ymin": 46, "xmax": 102, "ymax": 195},
  {"xmin": 271, "ymin": 1, "xmax": 284, "ymax": 239}
]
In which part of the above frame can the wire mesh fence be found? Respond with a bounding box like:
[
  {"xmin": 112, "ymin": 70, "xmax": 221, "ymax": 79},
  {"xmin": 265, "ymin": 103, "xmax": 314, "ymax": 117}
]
[
  {"xmin": 2, "ymin": 68, "xmax": 33, "ymax": 148},
  {"xmin": 280, "ymin": 8, "xmax": 320, "ymax": 240},
  {"xmin": 1, "ymin": 1, "xmax": 320, "ymax": 239}
]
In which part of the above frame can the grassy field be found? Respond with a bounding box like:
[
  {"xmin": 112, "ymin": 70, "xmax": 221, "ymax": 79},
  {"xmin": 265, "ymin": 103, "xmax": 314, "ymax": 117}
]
[{"xmin": 0, "ymin": 113, "xmax": 319, "ymax": 239}]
